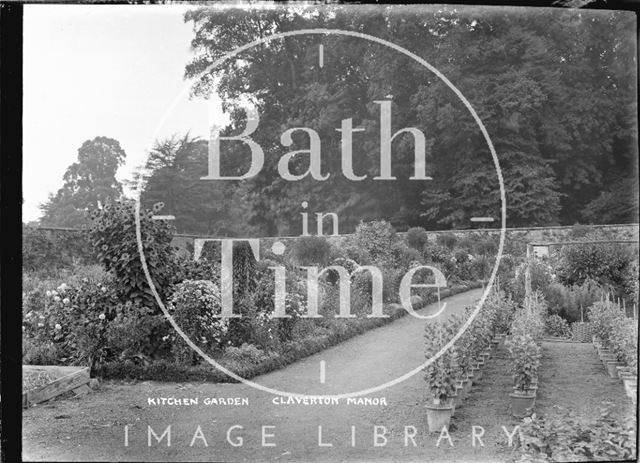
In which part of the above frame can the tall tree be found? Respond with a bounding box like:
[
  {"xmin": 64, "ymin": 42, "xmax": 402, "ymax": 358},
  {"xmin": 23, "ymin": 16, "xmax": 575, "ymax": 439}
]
[
  {"xmin": 135, "ymin": 134, "xmax": 256, "ymax": 236},
  {"xmin": 183, "ymin": 6, "xmax": 637, "ymax": 232},
  {"xmin": 40, "ymin": 136, "xmax": 125, "ymax": 227}
]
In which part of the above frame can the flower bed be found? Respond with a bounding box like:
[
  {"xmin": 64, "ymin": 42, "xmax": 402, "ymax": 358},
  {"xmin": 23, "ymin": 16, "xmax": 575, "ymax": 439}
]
[{"xmin": 97, "ymin": 283, "xmax": 480, "ymax": 382}]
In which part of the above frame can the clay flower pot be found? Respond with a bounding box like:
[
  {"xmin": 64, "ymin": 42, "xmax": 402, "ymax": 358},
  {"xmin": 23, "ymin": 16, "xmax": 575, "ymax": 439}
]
[
  {"xmin": 425, "ymin": 400, "xmax": 455, "ymax": 433},
  {"xmin": 510, "ymin": 391, "xmax": 536, "ymax": 418}
]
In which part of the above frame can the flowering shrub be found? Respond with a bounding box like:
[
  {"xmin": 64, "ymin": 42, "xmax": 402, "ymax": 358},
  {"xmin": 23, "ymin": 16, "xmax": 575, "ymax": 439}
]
[
  {"xmin": 23, "ymin": 276, "xmax": 120, "ymax": 367},
  {"xmin": 167, "ymin": 280, "xmax": 229, "ymax": 362},
  {"xmin": 86, "ymin": 199, "xmax": 174, "ymax": 308}
]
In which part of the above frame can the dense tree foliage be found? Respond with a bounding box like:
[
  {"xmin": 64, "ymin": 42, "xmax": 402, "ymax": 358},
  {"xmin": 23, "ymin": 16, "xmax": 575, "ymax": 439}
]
[
  {"xmin": 133, "ymin": 135, "xmax": 256, "ymax": 236},
  {"xmin": 175, "ymin": 5, "xmax": 637, "ymax": 235},
  {"xmin": 40, "ymin": 137, "xmax": 126, "ymax": 228}
]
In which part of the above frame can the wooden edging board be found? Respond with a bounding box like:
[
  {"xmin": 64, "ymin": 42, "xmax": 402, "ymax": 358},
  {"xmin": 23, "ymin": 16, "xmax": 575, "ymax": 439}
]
[{"xmin": 23, "ymin": 366, "xmax": 90, "ymax": 408}]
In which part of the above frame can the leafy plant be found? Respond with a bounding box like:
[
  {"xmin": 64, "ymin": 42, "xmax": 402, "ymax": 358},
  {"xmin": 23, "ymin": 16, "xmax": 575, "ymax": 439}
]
[
  {"xmin": 557, "ymin": 236, "xmax": 636, "ymax": 294},
  {"xmin": 406, "ymin": 227, "xmax": 429, "ymax": 251},
  {"xmin": 505, "ymin": 333, "xmax": 541, "ymax": 393},
  {"xmin": 293, "ymin": 235, "xmax": 333, "ymax": 266},
  {"xmin": 518, "ymin": 407, "xmax": 636, "ymax": 462},
  {"xmin": 86, "ymin": 199, "xmax": 175, "ymax": 308},
  {"xmin": 436, "ymin": 233, "xmax": 457, "ymax": 249},
  {"xmin": 352, "ymin": 220, "xmax": 397, "ymax": 263},
  {"xmin": 167, "ymin": 280, "xmax": 229, "ymax": 363},
  {"xmin": 424, "ymin": 320, "xmax": 456, "ymax": 403},
  {"xmin": 545, "ymin": 314, "xmax": 571, "ymax": 338}
]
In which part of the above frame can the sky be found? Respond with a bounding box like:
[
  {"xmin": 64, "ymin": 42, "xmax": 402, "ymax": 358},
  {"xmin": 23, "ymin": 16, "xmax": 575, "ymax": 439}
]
[{"xmin": 23, "ymin": 4, "xmax": 226, "ymax": 223}]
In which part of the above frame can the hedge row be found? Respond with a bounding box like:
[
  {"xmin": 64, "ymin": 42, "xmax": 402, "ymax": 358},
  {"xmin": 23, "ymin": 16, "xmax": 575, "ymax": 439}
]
[{"xmin": 95, "ymin": 281, "xmax": 483, "ymax": 382}]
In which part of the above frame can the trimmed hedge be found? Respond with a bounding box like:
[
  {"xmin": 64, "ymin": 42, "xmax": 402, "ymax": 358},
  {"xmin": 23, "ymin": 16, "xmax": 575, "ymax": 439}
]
[{"xmin": 95, "ymin": 281, "xmax": 482, "ymax": 382}]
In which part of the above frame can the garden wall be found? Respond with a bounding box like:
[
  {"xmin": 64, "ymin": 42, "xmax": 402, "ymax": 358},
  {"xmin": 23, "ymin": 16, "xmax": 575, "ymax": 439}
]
[
  {"xmin": 26, "ymin": 223, "xmax": 640, "ymax": 263},
  {"xmin": 176, "ymin": 223, "xmax": 639, "ymax": 257}
]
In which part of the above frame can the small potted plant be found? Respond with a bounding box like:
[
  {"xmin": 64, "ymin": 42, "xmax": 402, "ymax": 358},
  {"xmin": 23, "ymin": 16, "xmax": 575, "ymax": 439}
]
[
  {"xmin": 424, "ymin": 321, "xmax": 456, "ymax": 432},
  {"xmin": 424, "ymin": 355, "xmax": 456, "ymax": 431},
  {"xmin": 506, "ymin": 334, "xmax": 540, "ymax": 418}
]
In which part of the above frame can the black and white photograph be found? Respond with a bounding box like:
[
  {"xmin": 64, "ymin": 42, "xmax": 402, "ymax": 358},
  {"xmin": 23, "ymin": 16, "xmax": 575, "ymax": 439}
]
[{"xmin": 9, "ymin": 1, "xmax": 640, "ymax": 462}]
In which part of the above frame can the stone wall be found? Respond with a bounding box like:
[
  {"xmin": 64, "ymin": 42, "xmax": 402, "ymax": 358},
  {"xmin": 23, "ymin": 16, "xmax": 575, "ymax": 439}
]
[
  {"xmin": 29, "ymin": 223, "xmax": 639, "ymax": 260},
  {"xmin": 174, "ymin": 223, "xmax": 639, "ymax": 257}
]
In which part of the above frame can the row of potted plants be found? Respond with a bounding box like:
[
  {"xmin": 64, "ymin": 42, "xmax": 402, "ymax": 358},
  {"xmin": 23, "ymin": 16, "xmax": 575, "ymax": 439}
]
[
  {"xmin": 590, "ymin": 300, "xmax": 638, "ymax": 403},
  {"xmin": 505, "ymin": 291, "xmax": 546, "ymax": 418},
  {"xmin": 422, "ymin": 290, "xmax": 515, "ymax": 432}
]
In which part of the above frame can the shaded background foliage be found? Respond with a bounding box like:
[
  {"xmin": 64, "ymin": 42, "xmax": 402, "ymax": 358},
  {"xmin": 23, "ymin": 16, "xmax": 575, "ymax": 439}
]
[
  {"xmin": 175, "ymin": 5, "xmax": 638, "ymax": 235},
  {"xmin": 34, "ymin": 7, "xmax": 638, "ymax": 237}
]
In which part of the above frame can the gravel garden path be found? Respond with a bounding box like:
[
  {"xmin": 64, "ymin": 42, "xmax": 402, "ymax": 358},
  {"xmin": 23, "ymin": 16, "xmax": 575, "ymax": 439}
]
[{"xmin": 24, "ymin": 287, "xmax": 527, "ymax": 463}]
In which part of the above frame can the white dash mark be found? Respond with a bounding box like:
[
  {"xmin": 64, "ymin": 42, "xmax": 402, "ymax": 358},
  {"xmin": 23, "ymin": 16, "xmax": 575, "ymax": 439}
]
[
  {"xmin": 470, "ymin": 217, "xmax": 495, "ymax": 223},
  {"xmin": 319, "ymin": 44, "xmax": 324, "ymax": 68},
  {"xmin": 320, "ymin": 360, "xmax": 326, "ymax": 384},
  {"xmin": 152, "ymin": 215, "xmax": 175, "ymax": 220}
]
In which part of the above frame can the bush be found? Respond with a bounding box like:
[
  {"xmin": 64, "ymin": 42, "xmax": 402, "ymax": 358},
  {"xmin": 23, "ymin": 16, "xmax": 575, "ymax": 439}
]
[
  {"xmin": 587, "ymin": 300, "xmax": 624, "ymax": 350},
  {"xmin": 509, "ymin": 258, "xmax": 554, "ymax": 303},
  {"xmin": 557, "ymin": 236, "xmax": 636, "ymax": 294},
  {"xmin": 23, "ymin": 225, "xmax": 94, "ymax": 272},
  {"xmin": 436, "ymin": 233, "xmax": 457, "ymax": 249},
  {"xmin": 106, "ymin": 301, "xmax": 170, "ymax": 362},
  {"xmin": 87, "ymin": 199, "xmax": 175, "ymax": 308},
  {"xmin": 406, "ymin": 227, "xmax": 429, "ymax": 251},
  {"xmin": 544, "ymin": 279, "xmax": 602, "ymax": 323},
  {"xmin": 170, "ymin": 252, "xmax": 220, "ymax": 286},
  {"xmin": 519, "ymin": 408, "xmax": 637, "ymax": 462},
  {"xmin": 352, "ymin": 220, "xmax": 397, "ymax": 263},
  {"xmin": 293, "ymin": 236, "xmax": 332, "ymax": 266},
  {"xmin": 474, "ymin": 237, "xmax": 498, "ymax": 256},
  {"xmin": 167, "ymin": 280, "xmax": 229, "ymax": 363},
  {"xmin": 545, "ymin": 314, "xmax": 571, "ymax": 338},
  {"xmin": 223, "ymin": 343, "xmax": 268, "ymax": 364},
  {"xmin": 622, "ymin": 260, "xmax": 639, "ymax": 305},
  {"xmin": 22, "ymin": 275, "xmax": 121, "ymax": 368},
  {"xmin": 385, "ymin": 241, "xmax": 422, "ymax": 270}
]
